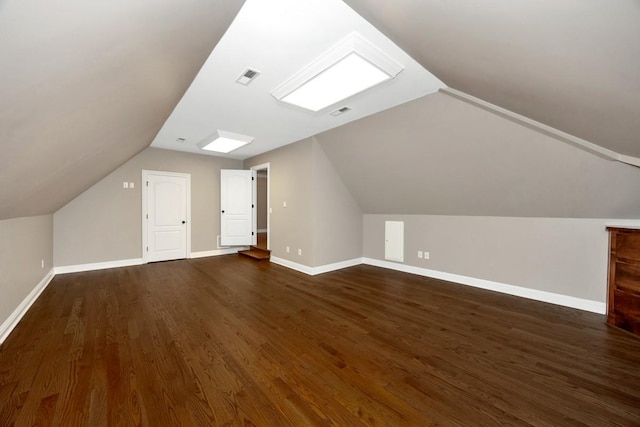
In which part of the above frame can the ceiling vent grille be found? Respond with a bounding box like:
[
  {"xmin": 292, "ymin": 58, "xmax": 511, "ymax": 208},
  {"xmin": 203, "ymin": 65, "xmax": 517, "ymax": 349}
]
[
  {"xmin": 330, "ymin": 106, "xmax": 351, "ymax": 116},
  {"xmin": 236, "ymin": 68, "xmax": 261, "ymax": 85}
]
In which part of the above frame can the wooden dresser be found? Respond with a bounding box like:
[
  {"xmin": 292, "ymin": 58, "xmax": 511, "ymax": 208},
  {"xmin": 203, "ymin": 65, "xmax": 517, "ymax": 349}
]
[{"xmin": 607, "ymin": 227, "xmax": 640, "ymax": 337}]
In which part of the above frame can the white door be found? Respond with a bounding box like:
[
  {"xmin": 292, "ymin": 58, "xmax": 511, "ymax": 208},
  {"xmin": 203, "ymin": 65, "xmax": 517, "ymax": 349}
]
[
  {"xmin": 143, "ymin": 171, "xmax": 190, "ymax": 262},
  {"xmin": 221, "ymin": 169, "xmax": 256, "ymax": 246}
]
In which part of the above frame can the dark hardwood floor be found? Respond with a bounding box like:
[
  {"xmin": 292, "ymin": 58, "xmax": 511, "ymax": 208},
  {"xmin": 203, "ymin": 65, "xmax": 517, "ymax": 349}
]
[{"xmin": 1, "ymin": 255, "xmax": 639, "ymax": 426}]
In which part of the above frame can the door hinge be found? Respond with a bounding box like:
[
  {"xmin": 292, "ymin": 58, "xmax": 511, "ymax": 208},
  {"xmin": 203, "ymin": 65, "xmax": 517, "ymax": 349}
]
[
  {"xmin": 146, "ymin": 214, "xmax": 148, "ymax": 219},
  {"xmin": 252, "ymin": 177, "xmax": 255, "ymax": 181},
  {"xmin": 146, "ymin": 181, "xmax": 148, "ymax": 187},
  {"xmin": 146, "ymin": 246, "xmax": 149, "ymax": 252},
  {"xmin": 252, "ymin": 232, "xmax": 255, "ymax": 236},
  {"xmin": 252, "ymin": 204, "xmax": 254, "ymax": 208}
]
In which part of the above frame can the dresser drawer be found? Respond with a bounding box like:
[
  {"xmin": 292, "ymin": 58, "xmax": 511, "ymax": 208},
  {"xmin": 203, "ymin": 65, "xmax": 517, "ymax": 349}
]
[
  {"xmin": 614, "ymin": 260, "xmax": 640, "ymax": 293},
  {"xmin": 615, "ymin": 230, "xmax": 640, "ymax": 263},
  {"xmin": 612, "ymin": 289, "xmax": 640, "ymax": 335}
]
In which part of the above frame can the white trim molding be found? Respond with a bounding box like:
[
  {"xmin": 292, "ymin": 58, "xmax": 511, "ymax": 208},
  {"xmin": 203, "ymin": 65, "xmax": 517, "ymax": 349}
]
[
  {"xmin": 270, "ymin": 255, "xmax": 605, "ymax": 314},
  {"xmin": 2, "ymin": 253, "xmax": 608, "ymax": 346},
  {"xmin": 310, "ymin": 258, "xmax": 364, "ymax": 275},
  {"xmin": 249, "ymin": 162, "xmax": 271, "ymax": 250},
  {"xmin": 362, "ymin": 257, "xmax": 606, "ymax": 314},
  {"xmin": 0, "ymin": 269, "xmax": 55, "ymax": 345},
  {"xmin": 55, "ymin": 258, "xmax": 144, "ymax": 275},
  {"xmin": 270, "ymin": 257, "xmax": 315, "ymax": 275},
  {"xmin": 271, "ymin": 257, "xmax": 363, "ymax": 276}
]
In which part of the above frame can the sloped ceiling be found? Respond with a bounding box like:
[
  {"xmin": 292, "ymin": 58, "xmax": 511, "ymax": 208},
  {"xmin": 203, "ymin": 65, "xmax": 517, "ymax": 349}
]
[
  {"xmin": 317, "ymin": 92, "xmax": 640, "ymax": 218},
  {"xmin": 344, "ymin": 0, "xmax": 640, "ymax": 159},
  {"xmin": 3, "ymin": 0, "xmax": 638, "ymax": 222},
  {"xmin": 0, "ymin": 0, "xmax": 244, "ymax": 220}
]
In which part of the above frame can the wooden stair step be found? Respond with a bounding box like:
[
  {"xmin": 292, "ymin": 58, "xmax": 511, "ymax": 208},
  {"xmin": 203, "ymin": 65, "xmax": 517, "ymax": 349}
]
[
  {"xmin": 249, "ymin": 245, "xmax": 270, "ymax": 254},
  {"xmin": 238, "ymin": 247, "xmax": 270, "ymax": 261}
]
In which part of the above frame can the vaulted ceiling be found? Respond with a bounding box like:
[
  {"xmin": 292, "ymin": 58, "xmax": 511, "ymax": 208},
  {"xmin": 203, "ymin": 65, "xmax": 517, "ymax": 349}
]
[
  {"xmin": 0, "ymin": 0, "xmax": 245, "ymax": 219},
  {"xmin": 1, "ymin": 0, "xmax": 638, "ymax": 221},
  {"xmin": 150, "ymin": 0, "xmax": 445, "ymax": 159},
  {"xmin": 317, "ymin": 92, "xmax": 640, "ymax": 218},
  {"xmin": 344, "ymin": 0, "xmax": 640, "ymax": 158}
]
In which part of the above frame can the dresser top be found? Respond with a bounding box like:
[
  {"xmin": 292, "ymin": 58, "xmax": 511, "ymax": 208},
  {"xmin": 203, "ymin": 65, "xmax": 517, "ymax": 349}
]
[{"xmin": 607, "ymin": 225, "xmax": 640, "ymax": 231}]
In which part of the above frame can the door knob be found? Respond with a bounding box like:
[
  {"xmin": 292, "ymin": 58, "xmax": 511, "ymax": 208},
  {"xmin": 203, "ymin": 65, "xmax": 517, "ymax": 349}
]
[
  {"xmin": 182, "ymin": 221, "xmax": 186, "ymax": 224},
  {"xmin": 221, "ymin": 210, "xmax": 225, "ymax": 213}
]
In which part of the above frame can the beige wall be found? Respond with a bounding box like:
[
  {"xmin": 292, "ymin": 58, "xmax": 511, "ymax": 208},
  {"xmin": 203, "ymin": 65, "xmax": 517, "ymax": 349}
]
[
  {"xmin": 0, "ymin": 215, "xmax": 53, "ymax": 329},
  {"xmin": 318, "ymin": 92, "xmax": 640, "ymax": 218},
  {"xmin": 245, "ymin": 140, "xmax": 314, "ymax": 265},
  {"xmin": 257, "ymin": 176, "xmax": 268, "ymax": 230},
  {"xmin": 363, "ymin": 214, "xmax": 637, "ymax": 302},
  {"xmin": 54, "ymin": 147, "xmax": 241, "ymax": 266},
  {"xmin": 312, "ymin": 92, "xmax": 640, "ymax": 302},
  {"xmin": 245, "ymin": 138, "xmax": 363, "ymax": 268},
  {"xmin": 311, "ymin": 140, "xmax": 362, "ymax": 266}
]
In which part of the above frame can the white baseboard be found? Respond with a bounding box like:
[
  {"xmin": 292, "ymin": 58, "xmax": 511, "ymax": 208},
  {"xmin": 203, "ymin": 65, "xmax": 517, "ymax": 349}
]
[
  {"xmin": 270, "ymin": 257, "xmax": 363, "ymax": 276},
  {"xmin": 270, "ymin": 257, "xmax": 315, "ymax": 275},
  {"xmin": 191, "ymin": 247, "xmax": 246, "ymax": 258},
  {"xmin": 55, "ymin": 258, "xmax": 144, "ymax": 275},
  {"xmin": 55, "ymin": 250, "xmax": 248, "ymax": 271},
  {"xmin": 362, "ymin": 258, "xmax": 606, "ymax": 314},
  {"xmin": 310, "ymin": 258, "xmax": 364, "ymax": 275},
  {"xmin": 0, "ymin": 268, "xmax": 55, "ymax": 345},
  {"xmin": 3, "ymin": 254, "xmax": 605, "ymax": 347}
]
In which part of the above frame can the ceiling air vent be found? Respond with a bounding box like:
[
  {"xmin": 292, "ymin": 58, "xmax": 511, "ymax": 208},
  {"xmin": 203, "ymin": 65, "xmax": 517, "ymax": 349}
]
[
  {"xmin": 236, "ymin": 68, "xmax": 261, "ymax": 85},
  {"xmin": 330, "ymin": 106, "xmax": 351, "ymax": 116}
]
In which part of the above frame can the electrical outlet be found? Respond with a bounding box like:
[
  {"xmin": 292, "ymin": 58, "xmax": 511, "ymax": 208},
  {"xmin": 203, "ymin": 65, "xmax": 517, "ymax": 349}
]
[
  {"xmin": 425, "ymin": 252, "xmax": 430, "ymax": 260},
  {"xmin": 418, "ymin": 251, "xmax": 423, "ymax": 259},
  {"xmin": 298, "ymin": 248, "xmax": 302, "ymax": 256},
  {"xmin": 41, "ymin": 259, "xmax": 44, "ymax": 269},
  {"xmin": 286, "ymin": 246, "xmax": 290, "ymax": 253},
  {"xmin": 122, "ymin": 182, "xmax": 129, "ymax": 189},
  {"xmin": 283, "ymin": 201, "xmax": 287, "ymax": 208},
  {"xmin": 129, "ymin": 182, "xmax": 135, "ymax": 188}
]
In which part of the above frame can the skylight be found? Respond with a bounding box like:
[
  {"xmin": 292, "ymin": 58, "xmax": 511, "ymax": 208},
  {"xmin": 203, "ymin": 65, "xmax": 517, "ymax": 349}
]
[
  {"xmin": 198, "ymin": 130, "xmax": 254, "ymax": 153},
  {"xmin": 272, "ymin": 33, "xmax": 403, "ymax": 112}
]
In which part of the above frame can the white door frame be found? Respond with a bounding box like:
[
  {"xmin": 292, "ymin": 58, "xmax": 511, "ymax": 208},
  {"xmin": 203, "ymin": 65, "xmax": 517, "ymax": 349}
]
[
  {"xmin": 142, "ymin": 170, "xmax": 191, "ymax": 263},
  {"xmin": 250, "ymin": 162, "xmax": 270, "ymax": 250}
]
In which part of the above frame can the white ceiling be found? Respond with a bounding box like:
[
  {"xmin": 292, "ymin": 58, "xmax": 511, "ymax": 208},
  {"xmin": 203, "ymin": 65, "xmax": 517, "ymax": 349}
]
[{"xmin": 150, "ymin": 0, "xmax": 445, "ymax": 159}]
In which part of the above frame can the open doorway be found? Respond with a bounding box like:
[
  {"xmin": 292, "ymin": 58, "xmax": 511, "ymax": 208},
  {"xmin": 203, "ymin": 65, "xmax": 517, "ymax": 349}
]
[{"xmin": 251, "ymin": 163, "xmax": 270, "ymax": 250}]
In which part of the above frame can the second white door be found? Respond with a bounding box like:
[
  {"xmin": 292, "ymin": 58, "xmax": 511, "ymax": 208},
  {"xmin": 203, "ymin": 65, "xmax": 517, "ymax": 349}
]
[{"xmin": 220, "ymin": 169, "xmax": 256, "ymax": 246}]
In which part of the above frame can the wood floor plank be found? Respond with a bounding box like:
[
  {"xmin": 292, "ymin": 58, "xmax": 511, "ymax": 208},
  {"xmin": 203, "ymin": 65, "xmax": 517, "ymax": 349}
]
[{"xmin": 1, "ymin": 255, "xmax": 640, "ymax": 425}]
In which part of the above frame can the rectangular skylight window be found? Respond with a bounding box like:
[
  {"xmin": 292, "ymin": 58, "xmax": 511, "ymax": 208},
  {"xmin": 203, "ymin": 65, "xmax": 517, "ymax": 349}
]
[
  {"xmin": 272, "ymin": 33, "xmax": 403, "ymax": 112},
  {"xmin": 281, "ymin": 53, "xmax": 390, "ymax": 112},
  {"xmin": 198, "ymin": 130, "xmax": 254, "ymax": 153}
]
